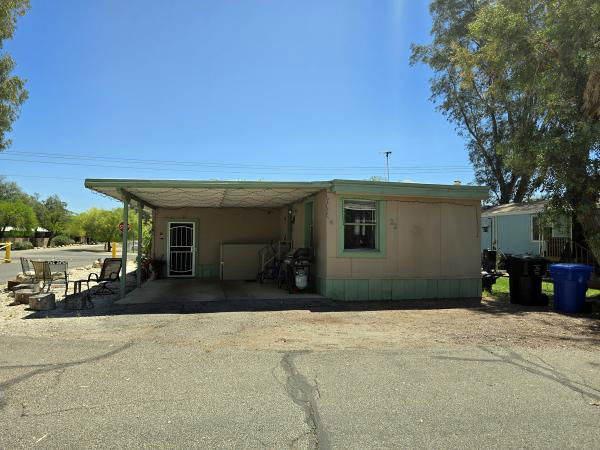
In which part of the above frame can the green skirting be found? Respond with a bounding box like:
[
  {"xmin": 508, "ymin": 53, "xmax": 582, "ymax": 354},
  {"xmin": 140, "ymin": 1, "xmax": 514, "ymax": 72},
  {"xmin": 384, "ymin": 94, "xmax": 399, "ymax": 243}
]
[
  {"xmin": 316, "ymin": 277, "xmax": 481, "ymax": 301},
  {"xmin": 196, "ymin": 264, "xmax": 219, "ymax": 279}
]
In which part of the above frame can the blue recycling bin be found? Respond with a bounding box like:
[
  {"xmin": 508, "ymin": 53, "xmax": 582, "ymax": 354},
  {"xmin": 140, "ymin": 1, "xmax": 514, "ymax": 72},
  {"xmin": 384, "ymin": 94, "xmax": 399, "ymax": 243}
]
[{"xmin": 549, "ymin": 264, "xmax": 594, "ymax": 313}]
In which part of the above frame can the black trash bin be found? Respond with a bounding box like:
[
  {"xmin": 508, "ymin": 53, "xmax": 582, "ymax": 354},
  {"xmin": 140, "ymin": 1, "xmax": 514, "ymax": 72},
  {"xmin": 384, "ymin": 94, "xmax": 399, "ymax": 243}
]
[
  {"xmin": 482, "ymin": 249, "xmax": 497, "ymax": 272},
  {"xmin": 506, "ymin": 255, "xmax": 549, "ymax": 305}
]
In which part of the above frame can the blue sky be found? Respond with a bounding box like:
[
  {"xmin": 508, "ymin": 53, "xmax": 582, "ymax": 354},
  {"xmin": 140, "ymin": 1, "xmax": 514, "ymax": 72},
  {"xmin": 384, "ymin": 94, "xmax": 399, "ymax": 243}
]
[{"xmin": 2, "ymin": 0, "xmax": 472, "ymax": 212}]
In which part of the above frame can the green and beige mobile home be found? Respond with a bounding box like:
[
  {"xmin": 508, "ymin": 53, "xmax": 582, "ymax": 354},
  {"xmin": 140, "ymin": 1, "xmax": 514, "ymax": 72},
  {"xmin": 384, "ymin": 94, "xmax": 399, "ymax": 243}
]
[{"xmin": 85, "ymin": 179, "xmax": 488, "ymax": 301}]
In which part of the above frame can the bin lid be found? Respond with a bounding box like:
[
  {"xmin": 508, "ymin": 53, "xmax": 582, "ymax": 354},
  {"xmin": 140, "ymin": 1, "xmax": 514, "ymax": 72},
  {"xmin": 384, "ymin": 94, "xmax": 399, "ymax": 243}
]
[
  {"xmin": 508, "ymin": 254, "xmax": 548, "ymax": 262},
  {"xmin": 549, "ymin": 263, "xmax": 594, "ymax": 273}
]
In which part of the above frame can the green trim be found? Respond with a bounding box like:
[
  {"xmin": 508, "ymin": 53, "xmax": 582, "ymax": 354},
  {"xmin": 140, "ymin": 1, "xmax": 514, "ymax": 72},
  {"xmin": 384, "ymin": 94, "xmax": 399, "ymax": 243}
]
[
  {"xmin": 337, "ymin": 197, "xmax": 386, "ymax": 258},
  {"xmin": 330, "ymin": 179, "xmax": 488, "ymax": 200},
  {"xmin": 316, "ymin": 277, "xmax": 481, "ymax": 301},
  {"xmin": 85, "ymin": 179, "xmax": 488, "ymax": 203},
  {"xmin": 197, "ymin": 264, "xmax": 219, "ymax": 279},
  {"xmin": 120, "ymin": 197, "xmax": 129, "ymax": 298}
]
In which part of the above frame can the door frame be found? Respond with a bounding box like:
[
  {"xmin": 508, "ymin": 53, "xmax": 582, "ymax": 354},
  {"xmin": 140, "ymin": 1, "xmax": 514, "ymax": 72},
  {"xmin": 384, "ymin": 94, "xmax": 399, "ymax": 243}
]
[
  {"xmin": 304, "ymin": 201, "xmax": 314, "ymax": 248},
  {"xmin": 167, "ymin": 220, "xmax": 197, "ymax": 278}
]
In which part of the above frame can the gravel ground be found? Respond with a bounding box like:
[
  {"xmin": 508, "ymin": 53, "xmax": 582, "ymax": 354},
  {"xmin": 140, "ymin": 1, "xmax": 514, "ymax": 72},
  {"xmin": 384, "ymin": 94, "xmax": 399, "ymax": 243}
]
[
  {"xmin": 1, "ymin": 281, "xmax": 599, "ymax": 448},
  {"xmin": 0, "ymin": 262, "xmax": 137, "ymax": 324},
  {"xmin": 1, "ymin": 285, "xmax": 598, "ymax": 351}
]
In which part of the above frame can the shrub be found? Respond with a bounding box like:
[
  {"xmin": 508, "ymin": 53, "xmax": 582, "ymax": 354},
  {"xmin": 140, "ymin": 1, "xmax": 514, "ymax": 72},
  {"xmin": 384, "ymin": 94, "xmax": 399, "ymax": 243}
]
[
  {"xmin": 50, "ymin": 235, "xmax": 75, "ymax": 247},
  {"xmin": 12, "ymin": 241, "xmax": 34, "ymax": 250}
]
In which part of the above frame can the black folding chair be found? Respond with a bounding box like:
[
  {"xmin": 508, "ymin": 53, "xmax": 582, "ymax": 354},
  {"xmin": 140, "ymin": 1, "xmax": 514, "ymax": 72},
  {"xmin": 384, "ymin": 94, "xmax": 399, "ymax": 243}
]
[{"xmin": 86, "ymin": 258, "xmax": 122, "ymax": 295}]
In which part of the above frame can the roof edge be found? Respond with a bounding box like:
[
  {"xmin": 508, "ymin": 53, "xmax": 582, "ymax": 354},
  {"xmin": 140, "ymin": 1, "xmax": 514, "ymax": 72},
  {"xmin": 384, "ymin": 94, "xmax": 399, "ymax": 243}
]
[
  {"xmin": 84, "ymin": 179, "xmax": 333, "ymax": 190},
  {"xmin": 330, "ymin": 179, "xmax": 489, "ymax": 200}
]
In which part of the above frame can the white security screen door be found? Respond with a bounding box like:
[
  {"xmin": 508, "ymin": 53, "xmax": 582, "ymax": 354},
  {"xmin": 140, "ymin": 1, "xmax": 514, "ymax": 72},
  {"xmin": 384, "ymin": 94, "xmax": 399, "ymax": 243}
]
[{"xmin": 167, "ymin": 222, "xmax": 195, "ymax": 277}]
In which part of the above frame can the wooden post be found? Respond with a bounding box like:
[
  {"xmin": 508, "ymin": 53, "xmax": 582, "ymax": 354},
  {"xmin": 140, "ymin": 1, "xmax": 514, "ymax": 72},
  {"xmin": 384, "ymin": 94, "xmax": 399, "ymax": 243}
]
[
  {"xmin": 137, "ymin": 201, "xmax": 143, "ymax": 287},
  {"xmin": 120, "ymin": 197, "xmax": 129, "ymax": 298}
]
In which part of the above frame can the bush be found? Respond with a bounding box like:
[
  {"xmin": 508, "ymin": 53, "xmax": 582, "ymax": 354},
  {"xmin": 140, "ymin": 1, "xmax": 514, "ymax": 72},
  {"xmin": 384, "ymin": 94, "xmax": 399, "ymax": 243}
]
[
  {"xmin": 12, "ymin": 241, "xmax": 34, "ymax": 250},
  {"xmin": 50, "ymin": 235, "xmax": 75, "ymax": 247}
]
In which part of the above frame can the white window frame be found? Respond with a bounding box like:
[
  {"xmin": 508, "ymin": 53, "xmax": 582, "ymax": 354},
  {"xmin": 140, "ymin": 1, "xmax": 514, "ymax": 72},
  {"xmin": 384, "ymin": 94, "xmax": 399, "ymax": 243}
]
[{"xmin": 531, "ymin": 215, "xmax": 553, "ymax": 242}]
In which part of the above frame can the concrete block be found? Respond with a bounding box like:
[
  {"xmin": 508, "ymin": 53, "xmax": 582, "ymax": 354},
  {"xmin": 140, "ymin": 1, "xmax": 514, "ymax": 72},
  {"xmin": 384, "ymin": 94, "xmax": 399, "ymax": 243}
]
[
  {"xmin": 17, "ymin": 272, "xmax": 35, "ymax": 282},
  {"xmin": 64, "ymin": 294, "xmax": 93, "ymax": 310},
  {"xmin": 29, "ymin": 293, "xmax": 56, "ymax": 311},
  {"xmin": 12, "ymin": 283, "xmax": 40, "ymax": 293},
  {"xmin": 15, "ymin": 289, "xmax": 39, "ymax": 305},
  {"xmin": 7, "ymin": 280, "xmax": 21, "ymax": 290}
]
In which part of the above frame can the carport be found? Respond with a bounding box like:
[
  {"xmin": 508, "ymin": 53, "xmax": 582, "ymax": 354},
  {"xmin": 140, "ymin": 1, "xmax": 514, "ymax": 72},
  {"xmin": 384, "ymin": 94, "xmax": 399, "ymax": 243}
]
[
  {"xmin": 84, "ymin": 179, "xmax": 328, "ymax": 298},
  {"xmin": 86, "ymin": 178, "xmax": 487, "ymax": 303}
]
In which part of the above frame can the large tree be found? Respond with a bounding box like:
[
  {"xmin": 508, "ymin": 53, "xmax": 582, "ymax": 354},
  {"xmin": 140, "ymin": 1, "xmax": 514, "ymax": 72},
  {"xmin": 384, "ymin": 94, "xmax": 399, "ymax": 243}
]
[
  {"xmin": 0, "ymin": 0, "xmax": 29, "ymax": 151},
  {"xmin": 35, "ymin": 194, "xmax": 71, "ymax": 244},
  {"xmin": 0, "ymin": 175, "xmax": 29, "ymax": 201},
  {"xmin": 73, "ymin": 207, "xmax": 139, "ymax": 244},
  {"xmin": 414, "ymin": 0, "xmax": 600, "ymax": 263},
  {"xmin": 0, "ymin": 199, "xmax": 36, "ymax": 238},
  {"xmin": 411, "ymin": 0, "xmax": 545, "ymax": 204}
]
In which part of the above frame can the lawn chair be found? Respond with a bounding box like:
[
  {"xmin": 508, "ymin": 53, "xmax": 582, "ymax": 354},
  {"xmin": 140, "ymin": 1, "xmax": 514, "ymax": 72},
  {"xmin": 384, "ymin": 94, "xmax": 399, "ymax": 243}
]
[
  {"xmin": 31, "ymin": 260, "xmax": 69, "ymax": 294},
  {"xmin": 20, "ymin": 257, "xmax": 35, "ymax": 280},
  {"xmin": 86, "ymin": 258, "xmax": 122, "ymax": 295}
]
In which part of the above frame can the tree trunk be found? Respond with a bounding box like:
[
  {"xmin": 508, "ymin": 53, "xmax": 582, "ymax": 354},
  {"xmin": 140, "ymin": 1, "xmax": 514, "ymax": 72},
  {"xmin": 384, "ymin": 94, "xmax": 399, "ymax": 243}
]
[{"xmin": 576, "ymin": 205, "xmax": 600, "ymax": 266}]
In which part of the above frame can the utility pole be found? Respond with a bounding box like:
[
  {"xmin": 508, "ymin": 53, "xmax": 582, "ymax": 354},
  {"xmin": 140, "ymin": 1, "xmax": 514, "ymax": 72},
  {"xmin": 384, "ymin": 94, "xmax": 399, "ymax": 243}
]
[{"xmin": 380, "ymin": 151, "xmax": 392, "ymax": 181}]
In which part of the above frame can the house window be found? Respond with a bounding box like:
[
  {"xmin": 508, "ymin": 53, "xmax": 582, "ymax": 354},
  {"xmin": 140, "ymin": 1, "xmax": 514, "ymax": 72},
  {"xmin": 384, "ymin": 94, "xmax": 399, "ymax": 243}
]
[
  {"xmin": 531, "ymin": 215, "xmax": 553, "ymax": 241},
  {"xmin": 343, "ymin": 200, "xmax": 378, "ymax": 250}
]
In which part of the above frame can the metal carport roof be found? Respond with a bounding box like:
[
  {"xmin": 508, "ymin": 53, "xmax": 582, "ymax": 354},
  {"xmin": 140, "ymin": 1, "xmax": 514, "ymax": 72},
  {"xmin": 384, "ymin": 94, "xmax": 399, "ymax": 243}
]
[{"xmin": 84, "ymin": 179, "xmax": 489, "ymax": 209}]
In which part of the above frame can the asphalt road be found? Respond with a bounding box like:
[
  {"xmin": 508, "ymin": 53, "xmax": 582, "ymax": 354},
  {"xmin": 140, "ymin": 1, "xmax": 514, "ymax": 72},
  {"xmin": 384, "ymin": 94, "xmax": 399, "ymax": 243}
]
[
  {"xmin": 0, "ymin": 244, "xmax": 136, "ymax": 282},
  {"xmin": 1, "ymin": 316, "xmax": 599, "ymax": 449}
]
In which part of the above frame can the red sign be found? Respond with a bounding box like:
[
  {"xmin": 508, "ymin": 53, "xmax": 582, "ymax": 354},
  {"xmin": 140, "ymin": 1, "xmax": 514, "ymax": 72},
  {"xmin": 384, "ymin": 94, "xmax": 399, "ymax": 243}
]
[{"xmin": 118, "ymin": 222, "xmax": 131, "ymax": 232}]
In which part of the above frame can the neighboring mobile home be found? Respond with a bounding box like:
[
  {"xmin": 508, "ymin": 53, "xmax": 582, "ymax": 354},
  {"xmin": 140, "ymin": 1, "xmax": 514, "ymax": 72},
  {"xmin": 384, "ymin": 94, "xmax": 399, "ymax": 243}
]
[
  {"xmin": 480, "ymin": 201, "xmax": 584, "ymax": 260},
  {"xmin": 85, "ymin": 179, "xmax": 488, "ymax": 301}
]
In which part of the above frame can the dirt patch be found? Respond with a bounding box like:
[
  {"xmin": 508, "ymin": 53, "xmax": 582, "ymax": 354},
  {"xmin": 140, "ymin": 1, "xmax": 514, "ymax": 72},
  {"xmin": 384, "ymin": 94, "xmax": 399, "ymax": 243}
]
[
  {"xmin": 205, "ymin": 297, "xmax": 600, "ymax": 352},
  {"xmin": 300, "ymin": 315, "xmax": 352, "ymax": 325},
  {"xmin": 0, "ymin": 290, "xmax": 598, "ymax": 352}
]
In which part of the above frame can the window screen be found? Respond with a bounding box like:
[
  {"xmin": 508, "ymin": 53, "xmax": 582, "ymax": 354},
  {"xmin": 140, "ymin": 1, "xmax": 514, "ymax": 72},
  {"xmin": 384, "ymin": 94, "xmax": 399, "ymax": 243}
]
[{"xmin": 343, "ymin": 200, "xmax": 377, "ymax": 250}]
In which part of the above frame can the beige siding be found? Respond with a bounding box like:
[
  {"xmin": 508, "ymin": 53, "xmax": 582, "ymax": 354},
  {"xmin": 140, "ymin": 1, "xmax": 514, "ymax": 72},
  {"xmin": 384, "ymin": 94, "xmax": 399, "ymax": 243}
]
[
  {"xmin": 151, "ymin": 190, "xmax": 481, "ymax": 283},
  {"xmin": 154, "ymin": 208, "xmax": 282, "ymax": 268},
  {"xmin": 326, "ymin": 193, "xmax": 481, "ymax": 280}
]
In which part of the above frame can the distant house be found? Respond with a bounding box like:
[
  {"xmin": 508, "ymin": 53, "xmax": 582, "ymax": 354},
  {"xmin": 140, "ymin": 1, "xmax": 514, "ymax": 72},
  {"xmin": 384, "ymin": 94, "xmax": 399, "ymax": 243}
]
[
  {"xmin": 1, "ymin": 227, "xmax": 52, "ymax": 247},
  {"xmin": 481, "ymin": 201, "xmax": 595, "ymax": 265}
]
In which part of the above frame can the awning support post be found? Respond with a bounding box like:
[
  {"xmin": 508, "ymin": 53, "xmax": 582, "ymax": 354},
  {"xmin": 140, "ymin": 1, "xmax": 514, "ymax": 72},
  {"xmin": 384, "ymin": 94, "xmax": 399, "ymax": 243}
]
[
  {"xmin": 120, "ymin": 196, "xmax": 130, "ymax": 298},
  {"xmin": 136, "ymin": 201, "xmax": 143, "ymax": 288}
]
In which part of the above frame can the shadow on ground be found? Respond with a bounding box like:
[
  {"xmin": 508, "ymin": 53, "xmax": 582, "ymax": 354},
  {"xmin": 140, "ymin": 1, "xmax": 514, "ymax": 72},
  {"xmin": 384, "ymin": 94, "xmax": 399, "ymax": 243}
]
[
  {"xmin": 22, "ymin": 293, "xmax": 484, "ymax": 319},
  {"xmin": 19, "ymin": 279, "xmax": 599, "ymax": 345}
]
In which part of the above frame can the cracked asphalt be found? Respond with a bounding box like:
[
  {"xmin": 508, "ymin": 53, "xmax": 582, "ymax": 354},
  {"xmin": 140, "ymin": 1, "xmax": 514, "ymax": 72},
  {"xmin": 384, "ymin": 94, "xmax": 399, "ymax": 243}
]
[{"xmin": 1, "ymin": 309, "xmax": 600, "ymax": 449}]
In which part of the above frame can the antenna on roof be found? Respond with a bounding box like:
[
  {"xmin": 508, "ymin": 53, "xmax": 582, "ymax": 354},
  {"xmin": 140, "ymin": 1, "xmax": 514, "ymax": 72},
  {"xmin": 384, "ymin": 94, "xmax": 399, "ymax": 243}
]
[{"xmin": 379, "ymin": 150, "xmax": 392, "ymax": 181}]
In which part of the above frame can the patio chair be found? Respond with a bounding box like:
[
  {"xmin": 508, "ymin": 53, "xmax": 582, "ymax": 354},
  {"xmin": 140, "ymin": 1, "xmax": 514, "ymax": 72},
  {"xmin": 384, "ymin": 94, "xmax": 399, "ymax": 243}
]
[
  {"xmin": 86, "ymin": 258, "xmax": 122, "ymax": 295},
  {"xmin": 31, "ymin": 260, "xmax": 69, "ymax": 294},
  {"xmin": 20, "ymin": 257, "xmax": 35, "ymax": 280}
]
